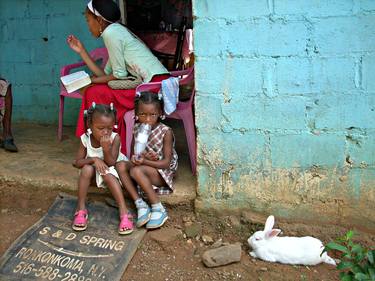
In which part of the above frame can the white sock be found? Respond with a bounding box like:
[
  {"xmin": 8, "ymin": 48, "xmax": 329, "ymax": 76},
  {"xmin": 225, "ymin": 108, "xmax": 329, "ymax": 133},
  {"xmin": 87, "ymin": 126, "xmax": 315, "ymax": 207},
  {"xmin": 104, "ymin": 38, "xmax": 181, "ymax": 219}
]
[
  {"xmin": 151, "ymin": 202, "xmax": 164, "ymax": 211},
  {"xmin": 135, "ymin": 198, "xmax": 148, "ymax": 209}
]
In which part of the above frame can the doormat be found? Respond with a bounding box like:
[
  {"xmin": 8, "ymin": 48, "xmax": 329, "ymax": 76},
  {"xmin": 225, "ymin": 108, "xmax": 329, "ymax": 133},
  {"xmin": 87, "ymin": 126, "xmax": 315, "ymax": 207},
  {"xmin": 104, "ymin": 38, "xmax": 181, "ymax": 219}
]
[{"xmin": 0, "ymin": 193, "xmax": 146, "ymax": 281}]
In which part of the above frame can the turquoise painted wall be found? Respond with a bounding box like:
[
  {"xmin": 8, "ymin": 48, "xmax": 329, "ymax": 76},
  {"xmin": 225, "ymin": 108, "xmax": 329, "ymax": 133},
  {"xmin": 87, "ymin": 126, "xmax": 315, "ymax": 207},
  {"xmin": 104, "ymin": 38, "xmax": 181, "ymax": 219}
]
[
  {"xmin": 193, "ymin": 0, "xmax": 375, "ymax": 228},
  {"xmin": 0, "ymin": 0, "xmax": 103, "ymax": 125}
]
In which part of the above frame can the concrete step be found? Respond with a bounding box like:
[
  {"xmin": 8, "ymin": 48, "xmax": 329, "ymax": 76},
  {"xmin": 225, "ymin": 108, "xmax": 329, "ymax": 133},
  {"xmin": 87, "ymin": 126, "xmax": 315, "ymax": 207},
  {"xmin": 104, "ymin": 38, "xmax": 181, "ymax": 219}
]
[{"xmin": 0, "ymin": 123, "xmax": 196, "ymax": 206}]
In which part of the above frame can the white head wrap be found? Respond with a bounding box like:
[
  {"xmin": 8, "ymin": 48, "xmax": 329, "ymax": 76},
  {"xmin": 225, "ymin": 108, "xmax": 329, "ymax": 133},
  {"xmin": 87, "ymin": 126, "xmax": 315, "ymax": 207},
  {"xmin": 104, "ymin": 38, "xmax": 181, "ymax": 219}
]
[{"xmin": 87, "ymin": 0, "xmax": 113, "ymax": 23}]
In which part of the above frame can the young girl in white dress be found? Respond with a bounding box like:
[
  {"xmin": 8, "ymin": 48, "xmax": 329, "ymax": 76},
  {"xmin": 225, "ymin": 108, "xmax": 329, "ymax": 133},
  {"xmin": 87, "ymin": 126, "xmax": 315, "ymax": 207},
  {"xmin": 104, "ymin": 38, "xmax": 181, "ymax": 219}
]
[{"xmin": 72, "ymin": 102, "xmax": 133, "ymax": 235}]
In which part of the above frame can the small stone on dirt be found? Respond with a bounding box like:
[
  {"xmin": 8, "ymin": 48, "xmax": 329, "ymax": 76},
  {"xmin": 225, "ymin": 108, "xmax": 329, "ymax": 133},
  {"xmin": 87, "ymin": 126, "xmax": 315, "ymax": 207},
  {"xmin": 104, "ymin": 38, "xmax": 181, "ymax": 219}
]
[
  {"xmin": 212, "ymin": 238, "xmax": 224, "ymax": 248},
  {"xmin": 149, "ymin": 227, "xmax": 182, "ymax": 243},
  {"xmin": 182, "ymin": 216, "xmax": 191, "ymax": 223},
  {"xmin": 201, "ymin": 244, "xmax": 242, "ymax": 268},
  {"xmin": 1, "ymin": 209, "xmax": 8, "ymax": 214},
  {"xmin": 202, "ymin": 235, "xmax": 214, "ymax": 244},
  {"xmin": 260, "ymin": 267, "xmax": 268, "ymax": 272},
  {"xmin": 228, "ymin": 216, "xmax": 241, "ymax": 227},
  {"xmin": 184, "ymin": 221, "xmax": 193, "ymax": 227},
  {"xmin": 184, "ymin": 222, "xmax": 202, "ymax": 238}
]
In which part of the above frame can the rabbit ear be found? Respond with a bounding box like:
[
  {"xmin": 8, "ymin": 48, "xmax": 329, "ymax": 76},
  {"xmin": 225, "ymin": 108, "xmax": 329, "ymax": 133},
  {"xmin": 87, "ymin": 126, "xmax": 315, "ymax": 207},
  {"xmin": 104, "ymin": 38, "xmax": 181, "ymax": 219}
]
[
  {"xmin": 264, "ymin": 215, "xmax": 275, "ymax": 231},
  {"xmin": 266, "ymin": 229, "xmax": 281, "ymax": 239}
]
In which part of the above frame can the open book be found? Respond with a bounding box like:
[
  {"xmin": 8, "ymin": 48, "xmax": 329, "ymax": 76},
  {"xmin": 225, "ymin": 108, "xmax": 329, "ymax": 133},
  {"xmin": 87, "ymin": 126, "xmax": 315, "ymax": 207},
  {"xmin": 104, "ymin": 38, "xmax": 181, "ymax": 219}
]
[{"xmin": 60, "ymin": 71, "xmax": 91, "ymax": 93}]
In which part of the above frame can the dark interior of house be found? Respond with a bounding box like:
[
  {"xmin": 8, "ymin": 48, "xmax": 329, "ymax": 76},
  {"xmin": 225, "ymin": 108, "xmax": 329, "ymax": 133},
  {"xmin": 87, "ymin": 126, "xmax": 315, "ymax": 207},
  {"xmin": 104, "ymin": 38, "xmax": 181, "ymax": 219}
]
[{"xmin": 124, "ymin": 0, "xmax": 193, "ymax": 70}]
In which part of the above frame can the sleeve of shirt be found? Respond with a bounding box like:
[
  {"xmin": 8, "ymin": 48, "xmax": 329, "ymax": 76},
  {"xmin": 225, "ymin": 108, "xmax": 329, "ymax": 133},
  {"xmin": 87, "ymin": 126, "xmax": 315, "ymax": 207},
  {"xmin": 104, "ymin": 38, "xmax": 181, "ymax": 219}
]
[
  {"xmin": 104, "ymin": 60, "xmax": 112, "ymax": 75},
  {"xmin": 105, "ymin": 36, "xmax": 128, "ymax": 79},
  {"xmin": 80, "ymin": 134, "xmax": 88, "ymax": 148}
]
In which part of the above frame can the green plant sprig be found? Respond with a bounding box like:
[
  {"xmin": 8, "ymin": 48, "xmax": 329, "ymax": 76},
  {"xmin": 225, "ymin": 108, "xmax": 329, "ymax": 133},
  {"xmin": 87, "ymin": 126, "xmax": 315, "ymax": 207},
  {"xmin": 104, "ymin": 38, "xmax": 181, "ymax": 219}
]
[{"xmin": 323, "ymin": 230, "xmax": 375, "ymax": 281}]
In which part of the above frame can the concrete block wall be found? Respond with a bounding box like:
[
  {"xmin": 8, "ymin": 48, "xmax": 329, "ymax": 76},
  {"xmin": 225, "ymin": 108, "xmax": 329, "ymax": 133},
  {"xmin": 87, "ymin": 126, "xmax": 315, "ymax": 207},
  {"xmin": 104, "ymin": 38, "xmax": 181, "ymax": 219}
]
[
  {"xmin": 193, "ymin": 0, "xmax": 375, "ymax": 229},
  {"xmin": 0, "ymin": 0, "xmax": 103, "ymax": 125}
]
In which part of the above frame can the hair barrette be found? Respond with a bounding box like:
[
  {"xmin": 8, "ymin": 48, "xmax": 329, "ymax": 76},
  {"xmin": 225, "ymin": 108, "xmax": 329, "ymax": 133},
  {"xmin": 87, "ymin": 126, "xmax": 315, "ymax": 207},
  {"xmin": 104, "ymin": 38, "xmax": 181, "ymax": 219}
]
[
  {"xmin": 91, "ymin": 102, "xmax": 96, "ymax": 109},
  {"xmin": 158, "ymin": 92, "xmax": 163, "ymax": 100},
  {"xmin": 114, "ymin": 124, "xmax": 118, "ymax": 129},
  {"xmin": 83, "ymin": 110, "xmax": 88, "ymax": 117},
  {"xmin": 135, "ymin": 91, "xmax": 141, "ymax": 97},
  {"xmin": 110, "ymin": 102, "xmax": 114, "ymax": 111}
]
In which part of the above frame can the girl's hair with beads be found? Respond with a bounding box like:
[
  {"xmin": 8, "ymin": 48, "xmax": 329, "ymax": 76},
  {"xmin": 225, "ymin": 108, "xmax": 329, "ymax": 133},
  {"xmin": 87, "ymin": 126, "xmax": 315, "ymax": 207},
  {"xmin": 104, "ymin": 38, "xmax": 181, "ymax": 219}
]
[
  {"xmin": 84, "ymin": 102, "xmax": 117, "ymax": 133},
  {"xmin": 134, "ymin": 92, "xmax": 164, "ymax": 117}
]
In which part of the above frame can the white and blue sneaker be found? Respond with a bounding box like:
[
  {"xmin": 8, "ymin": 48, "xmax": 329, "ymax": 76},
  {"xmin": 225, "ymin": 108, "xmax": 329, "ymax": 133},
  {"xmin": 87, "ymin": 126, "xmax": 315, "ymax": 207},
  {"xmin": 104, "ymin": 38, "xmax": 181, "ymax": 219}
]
[
  {"xmin": 146, "ymin": 205, "xmax": 168, "ymax": 229},
  {"xmin": 135, "ymin": 199, "xmax": 151, "ymax": 227}
]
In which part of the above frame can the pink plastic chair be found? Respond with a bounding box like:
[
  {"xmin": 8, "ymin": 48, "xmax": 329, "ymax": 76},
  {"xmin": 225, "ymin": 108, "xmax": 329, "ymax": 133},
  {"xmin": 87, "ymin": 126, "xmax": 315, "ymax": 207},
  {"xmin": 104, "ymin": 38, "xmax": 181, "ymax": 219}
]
[
  {"xmin": 124, "ymin": 67, "xmax": 196, "ymax": 174},
  {"xmin": 58, "ymin": 47, "xmax": 108, "ymax": 141}
]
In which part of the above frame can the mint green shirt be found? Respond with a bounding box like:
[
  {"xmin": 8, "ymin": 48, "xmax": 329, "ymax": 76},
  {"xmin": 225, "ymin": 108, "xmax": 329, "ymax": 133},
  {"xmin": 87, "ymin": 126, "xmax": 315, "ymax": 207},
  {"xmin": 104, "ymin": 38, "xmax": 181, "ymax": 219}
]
[{"xmin": 101, "ymin": 23, "xmax": 168, "ymax": 83}]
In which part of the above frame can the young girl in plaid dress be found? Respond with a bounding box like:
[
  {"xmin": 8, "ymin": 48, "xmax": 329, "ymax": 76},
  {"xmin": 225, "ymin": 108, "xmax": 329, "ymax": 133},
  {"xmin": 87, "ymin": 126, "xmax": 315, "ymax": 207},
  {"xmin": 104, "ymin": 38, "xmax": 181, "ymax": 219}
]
[{"xmin": 116, "ymin": 92, "xmax": 178, "ymax": 229}]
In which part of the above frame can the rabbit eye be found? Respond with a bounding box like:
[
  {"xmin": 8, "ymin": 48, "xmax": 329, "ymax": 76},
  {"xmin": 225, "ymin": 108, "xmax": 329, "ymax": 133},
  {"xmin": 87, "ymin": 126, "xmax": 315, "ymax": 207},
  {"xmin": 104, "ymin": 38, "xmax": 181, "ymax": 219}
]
[{"xmin": 255, "ymin": 237, "xmax": 261, "ymax": 241}]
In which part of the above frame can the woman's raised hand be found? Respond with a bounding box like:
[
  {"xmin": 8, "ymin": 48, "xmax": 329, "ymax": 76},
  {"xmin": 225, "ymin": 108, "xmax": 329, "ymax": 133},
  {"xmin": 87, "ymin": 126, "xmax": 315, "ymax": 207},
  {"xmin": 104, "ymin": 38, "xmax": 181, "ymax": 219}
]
[{"xmin": 67, "ymin": 35, "xmax": 85, "ymax": 54}]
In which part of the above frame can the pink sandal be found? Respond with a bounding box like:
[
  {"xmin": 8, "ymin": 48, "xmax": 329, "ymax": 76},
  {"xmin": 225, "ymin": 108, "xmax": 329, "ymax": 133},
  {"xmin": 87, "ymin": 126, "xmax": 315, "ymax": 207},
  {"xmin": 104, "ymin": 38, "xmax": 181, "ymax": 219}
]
[
  {"xmin": 119, "ymin": 213, "xmax": 134, "ymax": 235},
  {"xmin": 72, "ymin": 209, "xmax": 88, "ymax": 231}
]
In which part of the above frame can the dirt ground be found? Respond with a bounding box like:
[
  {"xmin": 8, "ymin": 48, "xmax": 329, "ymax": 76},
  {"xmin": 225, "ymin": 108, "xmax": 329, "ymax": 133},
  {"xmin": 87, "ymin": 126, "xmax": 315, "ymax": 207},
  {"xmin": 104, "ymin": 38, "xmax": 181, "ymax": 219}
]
[{"xmin": 0, "ymin": 182, "xmax": 374, "ymax": 281}]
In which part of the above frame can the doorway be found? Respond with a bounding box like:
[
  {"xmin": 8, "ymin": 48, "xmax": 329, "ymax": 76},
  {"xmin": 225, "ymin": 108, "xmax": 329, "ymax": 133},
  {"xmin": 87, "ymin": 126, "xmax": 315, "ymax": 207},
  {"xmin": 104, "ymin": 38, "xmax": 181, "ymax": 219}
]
[{"xmin": 119, "ymin": 0, "xmax": 193, "ymax": 71}]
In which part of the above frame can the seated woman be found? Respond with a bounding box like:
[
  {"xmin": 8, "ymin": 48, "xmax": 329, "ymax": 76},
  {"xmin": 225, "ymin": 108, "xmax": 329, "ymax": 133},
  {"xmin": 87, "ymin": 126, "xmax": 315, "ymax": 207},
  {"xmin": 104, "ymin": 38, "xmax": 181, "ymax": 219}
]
[
  {"xmin": 67, "ymin": 0, "xmax": 169, "ymax": 154},
  {"xmin": 0, "ymin": 78, "xmax": 18, "ymax": 152}
]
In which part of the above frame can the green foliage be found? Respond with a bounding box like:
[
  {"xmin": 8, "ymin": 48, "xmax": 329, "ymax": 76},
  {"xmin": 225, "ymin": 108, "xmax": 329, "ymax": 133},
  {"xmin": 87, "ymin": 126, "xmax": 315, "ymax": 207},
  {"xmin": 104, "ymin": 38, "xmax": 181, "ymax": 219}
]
[{"xmin": 323, "ymin": 230, "xmax": 375, "ymax": 281}]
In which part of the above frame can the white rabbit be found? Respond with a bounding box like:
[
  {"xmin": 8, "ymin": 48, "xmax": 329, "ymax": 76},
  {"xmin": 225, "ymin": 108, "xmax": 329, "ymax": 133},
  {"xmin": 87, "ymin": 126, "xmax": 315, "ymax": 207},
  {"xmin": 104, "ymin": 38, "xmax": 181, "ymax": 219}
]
[{"xmin": 247, "ymin": 215, "xmax": 336, "ymax": 266}]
